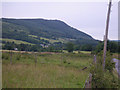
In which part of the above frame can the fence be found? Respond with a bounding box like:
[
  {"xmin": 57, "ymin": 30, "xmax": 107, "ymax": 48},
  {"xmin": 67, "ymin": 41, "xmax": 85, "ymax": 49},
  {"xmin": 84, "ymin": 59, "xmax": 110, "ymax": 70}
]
[{"xmin": 83, "ymin": 54, "xmax": 97, "ymax": 88}]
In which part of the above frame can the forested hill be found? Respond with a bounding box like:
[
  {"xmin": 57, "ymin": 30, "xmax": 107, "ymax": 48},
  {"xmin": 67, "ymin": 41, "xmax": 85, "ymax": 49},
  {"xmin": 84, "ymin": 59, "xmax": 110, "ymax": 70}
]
[{"xmin": 2, "ymin": 18, "xmax": 98, "ymax": 45}]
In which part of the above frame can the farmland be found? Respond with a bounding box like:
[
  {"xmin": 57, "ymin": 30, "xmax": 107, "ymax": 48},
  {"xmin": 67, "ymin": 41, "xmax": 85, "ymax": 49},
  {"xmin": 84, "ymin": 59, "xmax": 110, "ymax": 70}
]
[
  {"xmin": 40, "ymin": 37, "xmax": 68, "ymax": 43},
  {"xmin": 2, "ymin": 51, "xmax": 93, "ymax": 88},
  {"xmin": 1, "ymin": 2, "xmax": 120, "ymax": 88},
  {"xmin": 1, "ymin": 38, "xmax": 34, "ymax": 45}
]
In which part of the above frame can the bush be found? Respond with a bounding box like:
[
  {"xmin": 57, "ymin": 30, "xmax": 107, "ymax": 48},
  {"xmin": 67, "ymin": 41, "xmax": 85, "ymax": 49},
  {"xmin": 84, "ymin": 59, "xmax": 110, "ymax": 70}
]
[
  {"xmin": 16, "ymin": 54, "xmax": 21, "ymax": 60},
  {"xmin": 90, "ymin": 51, "xmax": 119, "ymax": 88},
  {"xmin": 105, "ymin": 52, "xmax": 115, "ymax": 72},
  {"xmin": 2, "ymin": 53, "xmax": 9, "ymax": 60},
  {"xmin": 66, "ymin": 42, "xmax": 74, "ymax": 52}
]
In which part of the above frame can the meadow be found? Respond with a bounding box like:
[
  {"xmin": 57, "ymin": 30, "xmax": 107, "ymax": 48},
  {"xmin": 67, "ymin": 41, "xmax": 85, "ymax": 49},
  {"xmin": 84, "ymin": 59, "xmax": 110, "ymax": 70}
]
[
  {"xmin": 1, "ymin": 38, "xmax": 34, "ymax": 45},
  {"xmin": 40, "ymin": 37, "xmax": 67, "ymax": 43},
  {"xmin": 2, "ymin": 51, "xmax": 93, "ymax": 88}
]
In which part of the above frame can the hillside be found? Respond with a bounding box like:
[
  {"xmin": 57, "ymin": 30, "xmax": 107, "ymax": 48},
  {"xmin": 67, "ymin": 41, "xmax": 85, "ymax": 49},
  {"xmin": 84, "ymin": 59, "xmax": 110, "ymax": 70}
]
[{"xmin": 2, "ymin": 18, "xmax": 98, "ymax": 45}]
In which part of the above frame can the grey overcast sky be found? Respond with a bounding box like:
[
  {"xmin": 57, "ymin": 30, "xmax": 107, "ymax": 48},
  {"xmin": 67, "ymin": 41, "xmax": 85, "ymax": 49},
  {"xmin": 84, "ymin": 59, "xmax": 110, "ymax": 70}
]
[{"xmin": 2, "ymin": 1, "xmax": 118, "ymax": 40}]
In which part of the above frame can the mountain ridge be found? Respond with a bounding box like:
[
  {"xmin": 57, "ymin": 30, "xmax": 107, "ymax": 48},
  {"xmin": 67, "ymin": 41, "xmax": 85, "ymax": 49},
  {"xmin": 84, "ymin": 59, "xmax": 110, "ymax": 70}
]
[{"xmin": 2, "ymin": 17, "xmax": 93, "ymax": 38}]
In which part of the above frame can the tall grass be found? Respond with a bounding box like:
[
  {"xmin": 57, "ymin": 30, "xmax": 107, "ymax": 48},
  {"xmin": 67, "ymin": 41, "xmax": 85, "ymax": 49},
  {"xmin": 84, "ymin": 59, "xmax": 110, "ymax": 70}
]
[{"xmin": 2, "ymin": 52, "xmax": 92, "ymax": 88}]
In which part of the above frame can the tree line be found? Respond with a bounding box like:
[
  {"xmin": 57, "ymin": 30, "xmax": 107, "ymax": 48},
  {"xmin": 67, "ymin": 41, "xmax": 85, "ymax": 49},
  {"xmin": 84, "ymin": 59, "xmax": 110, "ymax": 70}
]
[
  {"xmin": 2, "ymin": 40, "xmax": 120, "ymax": 53},
  {"xmin": 65, "ymin": 40, "xmax": 120, "ymax": 53}
]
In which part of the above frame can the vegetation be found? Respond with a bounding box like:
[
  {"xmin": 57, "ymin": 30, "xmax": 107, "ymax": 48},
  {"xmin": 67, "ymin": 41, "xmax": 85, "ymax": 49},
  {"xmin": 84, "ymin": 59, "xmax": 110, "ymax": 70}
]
[
  {"xmin": 2, "ymin": 18, "xmax": 98, "ymax": 46},
  {"xmin": 2, "ymin": 18, "xmax": 120, "ymax": 88},
  {"xmin": 40, "ymin": 37, "xmax": 67, "ymax": 43},
  {"xmin": 90, "ymin": 51, "xmax": 119, "ymax": 88},
  {"xmin": 2, "ymin": 39, "xmax": 119, "ymax": 55},
  {"xmin": 2, "ymin": 41, "xmax": 65, "ymax": 52},
  {"xmin": 80, "ymin": 51, "xmax": 91, "ymax": 54},
  {"xmin": 2, "ymin": 18, "xmax": 101, "ymax": 52},
  {"xmin": 94, "ymin": 40, "xmax": 120, "ymax": 54},
  {"xmin": 2, "ymin": 42, "xmax": 42, "ymax": 51},
  {"xmin": 66, "ymin": 42, "xmax": 74, "ymax": 52},
  {"xmin": 2, "ymin": 52, "xmax": 92, "ymax": 88},
  {"xmin": 1, "ymin": 38, "xmax": 34, "ymax": 45}
]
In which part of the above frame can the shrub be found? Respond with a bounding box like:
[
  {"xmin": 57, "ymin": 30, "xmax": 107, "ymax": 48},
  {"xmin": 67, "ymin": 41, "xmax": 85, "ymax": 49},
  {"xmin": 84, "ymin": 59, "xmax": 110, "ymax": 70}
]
[
  {"xmin": 2, "ymin": 53, "xmax": 9, "ymax": 60},
  {"xmin": 90, "ymin": 51, "xmax": 119, "ymax": 88},
  {"xmin": 16, "ymin": 55, "xmax": 21, "ymax": 60},
  {"xmin": 105, "ymin": 52, "xmax": 115, "ymax": 72}
]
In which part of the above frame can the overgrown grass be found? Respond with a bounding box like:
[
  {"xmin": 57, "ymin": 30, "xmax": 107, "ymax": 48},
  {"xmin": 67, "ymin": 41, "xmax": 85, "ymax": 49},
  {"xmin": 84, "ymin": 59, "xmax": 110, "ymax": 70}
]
[{"xmin": 2, "ymin": 52, "xmax": 92, "ymax": 88}]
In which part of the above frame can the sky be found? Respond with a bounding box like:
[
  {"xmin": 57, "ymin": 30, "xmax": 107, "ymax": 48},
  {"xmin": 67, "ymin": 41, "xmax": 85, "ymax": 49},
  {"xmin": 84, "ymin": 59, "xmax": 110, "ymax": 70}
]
[{"xmin": 1, "ymin": 0, "xmax": 118, "ymax": 40}]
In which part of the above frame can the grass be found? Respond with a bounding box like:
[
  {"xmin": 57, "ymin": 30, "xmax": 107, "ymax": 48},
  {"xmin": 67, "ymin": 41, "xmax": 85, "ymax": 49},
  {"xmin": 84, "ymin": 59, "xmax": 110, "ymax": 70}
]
[
  {"xmin": 40, "ymin": 37, "xmax": 60, "ymax": 43},
  {"xmin": 113, "ymin": 68, "xmax": 118, "ymax": 79},
  {"xmin": 28, "ymin": 35, "xmax": 38, "ymax": 38},
  {"xmin": 2, "ymin": 52, "xmax": 93, "ymax": 88},
  {"xmin": 80, "ymin": 51, "xmax": 91, "ymax": 54},
  {"xmin": 3, "ymin": 64, "xmax": 88, "ymax": 88},
  {"xmin": 1, "ymin": 38, "xmax": 34, "ymax": 45},
  {"xmin": 57, "ymin": 38, "xmax": 68, "ymax": 43},
  {"xmin": 63, "ymin": 50, "xmax": 91, "ymax": 54},
  {"xmin": 112, "ymin": 53, "xmax": 120, "ymax": 60},
  {"xmin": 40, "ymin": 37, "xmax": 67, "ymax": 43}
]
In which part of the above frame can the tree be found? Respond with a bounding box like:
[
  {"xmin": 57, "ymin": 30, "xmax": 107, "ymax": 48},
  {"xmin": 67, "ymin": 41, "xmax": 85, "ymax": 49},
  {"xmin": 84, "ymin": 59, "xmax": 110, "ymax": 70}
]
[
  {"xmin": 47, "ymin": 46, "xmax": 54, "ymax": 52},
  {"xmin": 66, "ymin": 42, "xmax": 74, "ymax": 52},
  {"xmin": 80, "ymin": 44, "xmax": 93, "ymax": 51},
  {"xmin": 94, "ymin": 40, "xmax": 119, "ymax": 54}
]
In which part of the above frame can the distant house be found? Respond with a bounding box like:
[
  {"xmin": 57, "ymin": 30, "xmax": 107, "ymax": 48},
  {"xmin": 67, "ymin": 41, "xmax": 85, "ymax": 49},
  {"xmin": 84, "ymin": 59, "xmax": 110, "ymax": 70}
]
[
  {"xmin": 44, "ymin": 45, "xmax": 49, "ymax": 48},
  {"xmin": 40, "ymin": 44, "xmax": 50, "ymax": 48},
  {"xmin": 14, "ymin": 48, "xmax": 18, "ymax": 51},
  {"xmin": 40, "ymin": 44, "xmax": 45, "ymax": 47}
]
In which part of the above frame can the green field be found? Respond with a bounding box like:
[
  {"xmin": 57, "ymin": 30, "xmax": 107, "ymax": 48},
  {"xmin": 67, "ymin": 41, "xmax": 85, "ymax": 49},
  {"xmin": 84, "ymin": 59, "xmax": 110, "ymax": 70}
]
[
  {"xmin": 63, "ymin": 50, "xmax": 91, "ymax": 54},
  {"xmin": 40, "ymin": 37, "xmax": 67, "ymax": 43},
  {"xmin": 2, "ymin": 52, "xmax": 93, "ymax": 88},
  {"xmin": 1, "ymin": 38, "xmax": 34, "ymax": 45},
  {"xmin": 28, "ymin": 35, "xmax": 38, "ymax": 38},
  {"xmin": 80, "ymin": 51, "xmax": 91, "ymax": 54}
]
